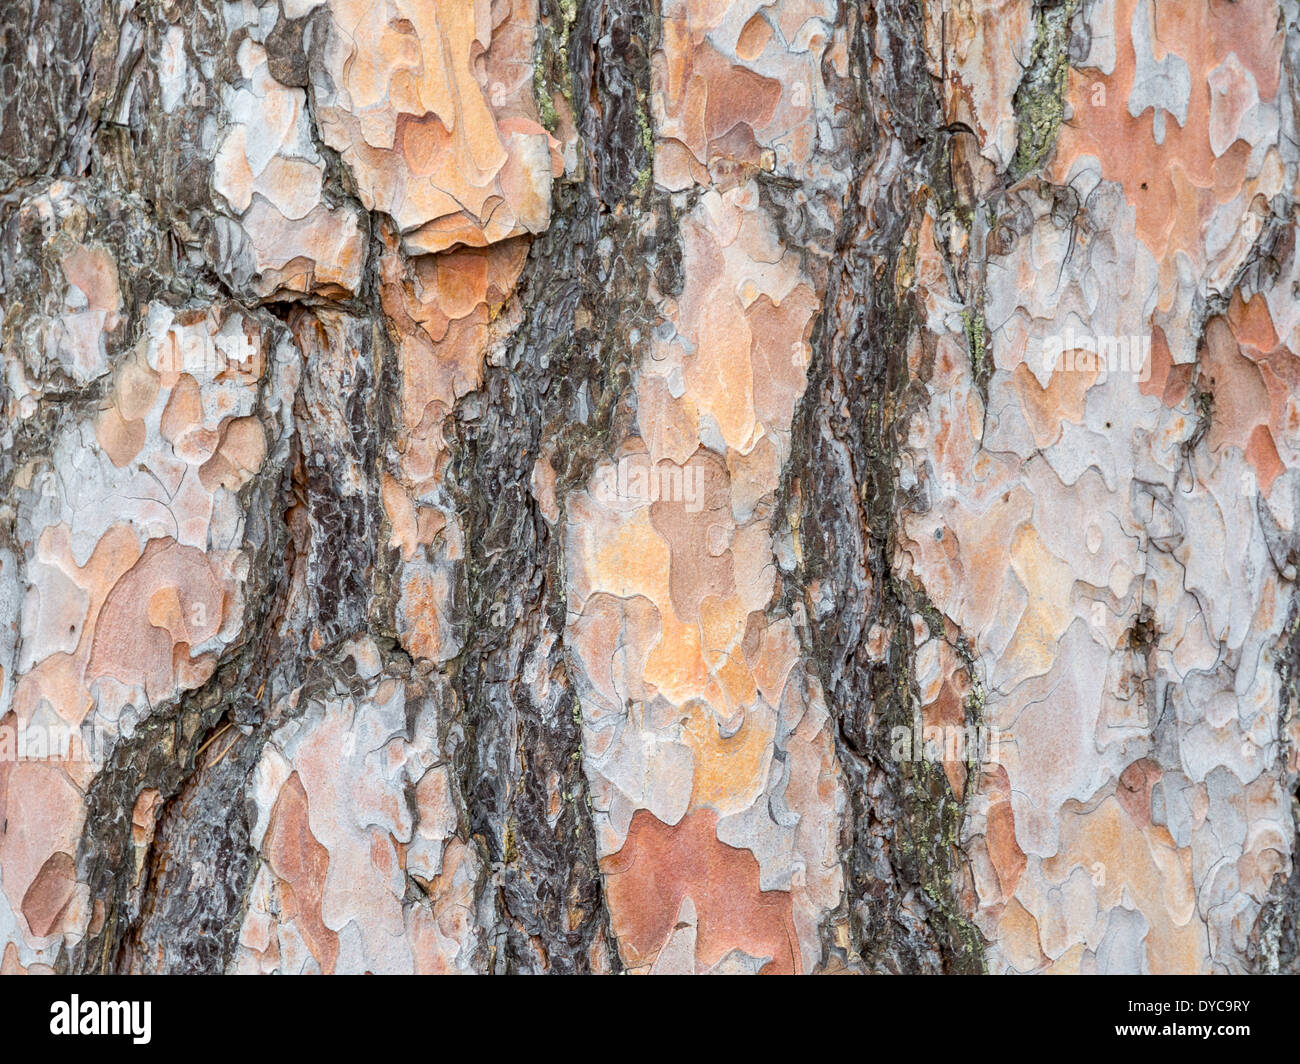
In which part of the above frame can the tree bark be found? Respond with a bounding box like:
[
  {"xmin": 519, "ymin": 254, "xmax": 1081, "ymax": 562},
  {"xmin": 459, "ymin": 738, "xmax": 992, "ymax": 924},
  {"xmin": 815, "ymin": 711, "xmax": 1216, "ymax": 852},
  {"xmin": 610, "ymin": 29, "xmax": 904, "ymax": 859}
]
[{"xmin": 1, "ymin": 0, "xmax": 1297, "ymax": 975}]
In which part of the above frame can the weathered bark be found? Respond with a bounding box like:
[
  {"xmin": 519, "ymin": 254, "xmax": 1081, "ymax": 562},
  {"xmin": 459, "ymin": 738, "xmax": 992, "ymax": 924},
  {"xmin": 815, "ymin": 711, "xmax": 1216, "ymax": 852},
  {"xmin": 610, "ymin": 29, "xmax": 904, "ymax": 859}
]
[{"xmin": 1, "ymin": 0, "xmax": 1298, "ymax": 975}]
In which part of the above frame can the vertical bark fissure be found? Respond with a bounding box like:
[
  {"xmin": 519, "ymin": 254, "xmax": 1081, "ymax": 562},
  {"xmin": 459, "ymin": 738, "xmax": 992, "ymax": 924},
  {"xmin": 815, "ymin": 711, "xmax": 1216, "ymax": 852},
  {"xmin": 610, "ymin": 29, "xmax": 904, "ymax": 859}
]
[
  {"xmin": 445, "ymin": 0, "xmax": 673, "ymax": 973},
  {"xmin": 785, "ymin": 0, "xmax": 985, "ymax": 973},
  {"xmin": 1248, "ymin": 5, "xmax": 1300, "ymax": 976},
  {"xmin": 69, "ymin": 390, "xmax": 299, "ymax": 973}
]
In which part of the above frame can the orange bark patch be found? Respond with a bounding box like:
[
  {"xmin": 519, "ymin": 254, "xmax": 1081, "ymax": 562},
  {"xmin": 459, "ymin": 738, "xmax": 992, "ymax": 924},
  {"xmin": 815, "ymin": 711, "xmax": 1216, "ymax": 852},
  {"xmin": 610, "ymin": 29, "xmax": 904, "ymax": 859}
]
[
  {"xmin": 21, "ymin": 851, "xmax": 77, "ymax": 938},
  {"xmin": 1199, "ymin": 313, "xmax": 1297, "ymax": 493},
  {"xmin": 601, "ymin": 808, "xmax": 799, "ymax": 974},
  {"xmin": 1052, "ymin": 0, "xmax": 1282, "ymax": 261},
  {"xmin": 1138, "ymin": 326, "xmax": 1194, "ymax": 406},
  {"xmin": 264, "ymin": 772, "xmax": 338, "ymax": 974},
  {"xmin": 648, "ymin": 450, "xmax": 736, "ymax": 624},
  {"xmin": 87, "ymin": 537, "xmax": 228, "ymax": 701},
  {"xmin": 1011, "ymin": 360, "xmax": 1097, "ymax": 449},
  {"xmin": 1117, "ymin": 758, "xmax": 1162, "ymax": 828}
]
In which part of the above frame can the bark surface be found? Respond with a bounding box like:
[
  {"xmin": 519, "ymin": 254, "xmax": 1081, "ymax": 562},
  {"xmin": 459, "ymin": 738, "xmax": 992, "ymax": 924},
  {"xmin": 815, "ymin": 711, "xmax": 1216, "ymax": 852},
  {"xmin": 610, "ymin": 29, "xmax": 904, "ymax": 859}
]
[{"xmin": 1, "ymin": 0, "xmax": 1298, "ymax": 975}]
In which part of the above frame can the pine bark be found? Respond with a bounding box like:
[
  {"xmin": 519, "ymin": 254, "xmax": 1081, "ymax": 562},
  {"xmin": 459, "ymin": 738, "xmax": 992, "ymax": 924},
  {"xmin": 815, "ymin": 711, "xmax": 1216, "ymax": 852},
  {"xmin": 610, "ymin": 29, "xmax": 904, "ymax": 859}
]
[{"xmin": 1, "ymin": 0, "xmax": 1298, "ymax": 975}]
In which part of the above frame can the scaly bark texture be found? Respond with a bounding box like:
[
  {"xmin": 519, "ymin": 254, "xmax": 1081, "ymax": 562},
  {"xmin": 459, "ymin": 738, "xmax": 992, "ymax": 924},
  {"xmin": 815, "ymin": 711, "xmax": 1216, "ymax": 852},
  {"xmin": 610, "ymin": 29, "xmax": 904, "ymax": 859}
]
[{"xmin": 1, "ymin": 0, "xmax": 1298, "ymax": 975}]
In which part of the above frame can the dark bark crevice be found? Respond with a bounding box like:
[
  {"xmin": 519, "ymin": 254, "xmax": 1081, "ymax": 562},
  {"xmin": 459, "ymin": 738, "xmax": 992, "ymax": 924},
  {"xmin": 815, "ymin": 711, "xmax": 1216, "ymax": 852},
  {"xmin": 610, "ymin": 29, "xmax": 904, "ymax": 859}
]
[
  {"xmin": 783, "ymin": 0, "xmax": 985, "ymax": 974},
  {"xmin": 443, "ymin": 0, "xmax": 677, "ymax": 973}
]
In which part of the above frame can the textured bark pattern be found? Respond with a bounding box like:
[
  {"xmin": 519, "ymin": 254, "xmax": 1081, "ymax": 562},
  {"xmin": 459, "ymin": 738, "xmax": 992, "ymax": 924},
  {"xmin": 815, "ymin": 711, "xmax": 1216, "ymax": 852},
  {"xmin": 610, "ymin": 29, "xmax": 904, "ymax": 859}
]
[{"xmin": 1, "ymin": 0, "xmax": 1298, "ymax": 975}]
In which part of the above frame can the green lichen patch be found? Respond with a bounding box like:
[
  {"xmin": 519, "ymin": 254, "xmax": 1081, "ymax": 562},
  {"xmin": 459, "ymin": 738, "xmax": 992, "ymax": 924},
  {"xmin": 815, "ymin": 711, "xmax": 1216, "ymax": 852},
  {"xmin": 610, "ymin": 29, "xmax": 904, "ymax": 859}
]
[
  {"xmin": 961, "ymin": 305, "xmax": 992, "ymax": 399},
  {"xmin": 1010, "ymin": 0, "xmax": 1081, "ymax": 181}
]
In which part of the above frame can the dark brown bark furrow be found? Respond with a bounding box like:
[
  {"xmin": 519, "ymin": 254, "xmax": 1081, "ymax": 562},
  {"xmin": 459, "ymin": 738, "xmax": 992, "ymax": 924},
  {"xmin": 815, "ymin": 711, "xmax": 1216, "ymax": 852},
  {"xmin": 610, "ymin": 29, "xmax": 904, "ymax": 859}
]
[
  {"xmin": 0, "ymin": 0, "xmax": 99, "ymax": 191},
  {"xmin": 68, "ymin": 318, "xmax": 301, "ymax": 973},
  {"xmin": 444, "ymin": 0, "xmax": 672, "ymax": 974},
  {"xmin": 786, "ymin": 0, "xmax": 983, "ymax": 973}
]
